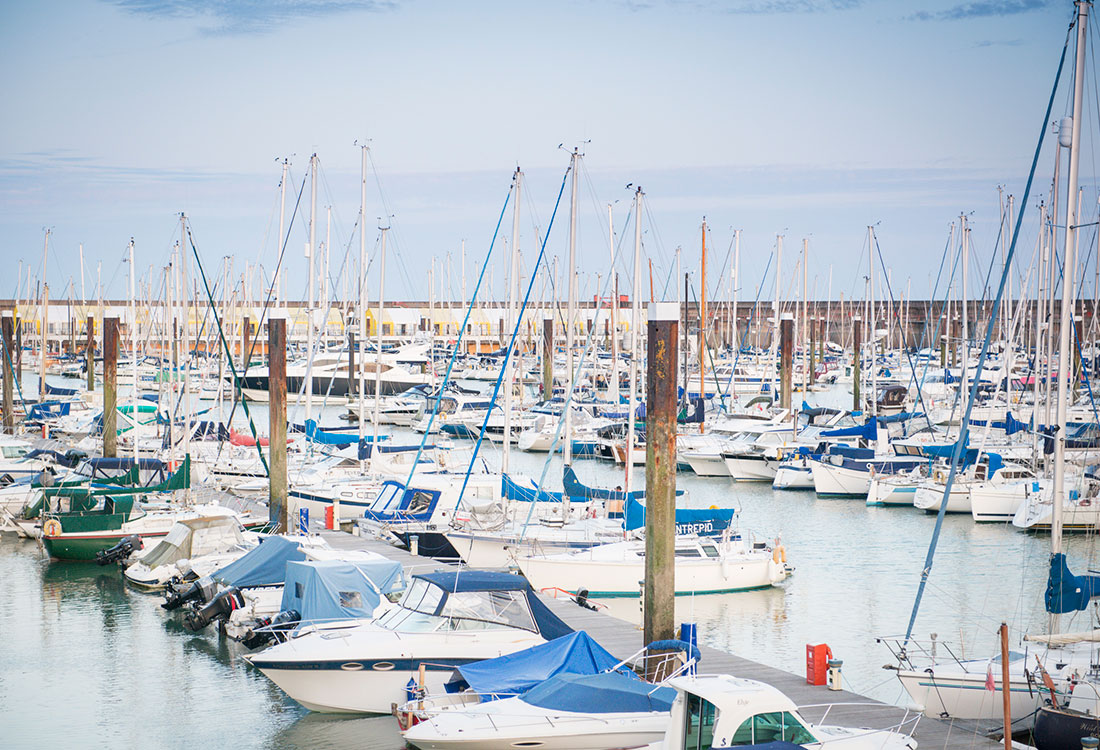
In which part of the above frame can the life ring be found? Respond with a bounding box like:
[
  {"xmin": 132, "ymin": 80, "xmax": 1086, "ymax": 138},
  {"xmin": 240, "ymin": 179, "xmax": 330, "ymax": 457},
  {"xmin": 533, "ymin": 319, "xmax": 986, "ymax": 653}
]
[{"xmin": 43, "ymin": 518, "xmax": 62, "ymax": 538}]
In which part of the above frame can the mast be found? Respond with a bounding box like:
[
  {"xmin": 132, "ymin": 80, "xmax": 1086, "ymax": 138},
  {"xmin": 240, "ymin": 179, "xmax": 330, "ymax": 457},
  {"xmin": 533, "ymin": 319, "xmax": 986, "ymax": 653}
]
[
  {"xmin": 358, "ymin": 145, "xmax": 368, "ymax": 450},
  {"xmin": 961, "ymin": 214, "xmax": 969, "ymax": 401},
  {"xmin": 374, "ymin": 226, "xmax": 388, "ymax": 445},
  {"xmin": 503, "ymin": 167, "xmax": 521, "ymax": 473},
  {"xmin": 129, "ymin": 239, "xmax": 139, "ymax": 462},
  {"xmin": 868, "ymin": 226, "xmax": 877, "ymax": 418},
  {"xmin": 39, "ymin": 229, "xmax": 49, "ymax": 400},
  {"xmin": 732, "ymin": 230, "xmax": 740, "ymax": 394},
  {"xmin": 179, "ymin": 213, "xmax": 192, "ymax": 501},
  {"xmin": 626, "ymin": 186, "xmax": 643, "ymax": 494},
  {"xmin": 564, "ymin": 149, "xmax": 579, "ymax": 467},
  {"xmin": 1052, "ymin": 0, "xmax": 1090, "ymax": 582},
  {"xmin": 774, "ymin": 235, "xmax": 782, "ymax": 405},
  {"xmin": 278, "ymin": 158, "xmax": 288, "ymax": 309},
  {"xmin": 609, "ymin": 204, "xmax": 619, "ymax": 404},
  {"xmin": 699, "ymin": 218, "xmax": 706, "ymax": 433}
]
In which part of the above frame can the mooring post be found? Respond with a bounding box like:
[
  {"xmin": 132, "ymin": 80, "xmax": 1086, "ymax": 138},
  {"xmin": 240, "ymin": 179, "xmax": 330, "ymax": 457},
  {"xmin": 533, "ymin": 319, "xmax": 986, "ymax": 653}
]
[
  {"xmin": 542, "ymin": 316, "xmax": 553, "ymax": 400},
  {"xmin": 86, "ymin": 315, "xmax": 95, "ymax": 390},
  {"xmin": 103, "ymin": 316, "xmax": 119, "ymax": 458},
  {"xmin": 644, "ymin": 301, "xmax": 679, "ymax": 652},
  {"xmin": 852, "ymin": 316, "xmax": 862, "ymax": 412},
  {"xmin": 780, "ymin": 312, "xmax": 793, "ymax": 410},
  {"xmin": 2, "ymin": 312, "xmax": 13, "ymax": 435},
  {"xmin": 268, "ymin": 313, "xmax": 288, "ymax": 531}
]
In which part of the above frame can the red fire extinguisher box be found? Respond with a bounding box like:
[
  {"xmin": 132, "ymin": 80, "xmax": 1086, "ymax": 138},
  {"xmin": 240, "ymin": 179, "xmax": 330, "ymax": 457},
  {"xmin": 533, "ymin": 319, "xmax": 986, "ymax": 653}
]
[{"xmin": 806, "ymin": 643, "xmax": 832, "ymax": 685}]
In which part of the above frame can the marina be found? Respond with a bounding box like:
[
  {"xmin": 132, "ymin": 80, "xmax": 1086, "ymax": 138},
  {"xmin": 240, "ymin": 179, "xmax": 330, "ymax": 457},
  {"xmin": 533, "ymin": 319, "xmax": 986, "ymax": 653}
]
[{"xmin": 6, "ymin": 2, "xmax": 1100, "ymax": 750}]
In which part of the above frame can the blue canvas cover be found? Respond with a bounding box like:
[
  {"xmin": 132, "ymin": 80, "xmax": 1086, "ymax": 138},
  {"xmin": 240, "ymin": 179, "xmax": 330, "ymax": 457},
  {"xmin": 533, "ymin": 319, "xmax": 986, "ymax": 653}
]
[
  {"xmin": 1045, "ymin": 552, "xmax": 1100, "ymax": 614},
  {"xmin": 26, "ymin": 401, "xmax": 72, "ymax": 422},
  {"xmin": 502, "ymin": 473, "xmax": 577, "ymax": 503},
  {"xmin": 280, "ymin": 559, "xmax": 405, "ymax": 623},
  {"xmin": 822, "ymin": 419, "xmax": 877, "ymax": 441},
  {"xmin": 623, "ymin": 496, "xmax": 735, "ymax": 536},
  {"xmin": 415, "ymin": 571, "xmax": 573, "ymax": 641},
  {"xmin": 212, "ymin": 536, "xmax": 307, "ymax": 588},
  {"xmin": 520, "ymin": 671, "xmax": 675, "ymax": 714},
  {"xmin": 444, "ymin": 631, "xmax": 624, "ymax": 697},
  {"xmin": 45, "ymin": 382, "xmax": 80, "ymax": 396}
]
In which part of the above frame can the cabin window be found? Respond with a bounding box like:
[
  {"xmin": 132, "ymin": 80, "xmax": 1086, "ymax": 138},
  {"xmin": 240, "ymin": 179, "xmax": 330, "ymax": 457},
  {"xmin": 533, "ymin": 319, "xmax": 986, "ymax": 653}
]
[
  {"xmin": 675, "ymin": 548, "xmax": 703, "ymax": 558},
  {"xmin": 729, "ymin": 711, "xmax": 817, "ymax": 745},
  {"xmin": 2, "ymin": 446, "xmax": 27, "ymax": 459},
  {"xmin": 701, "ymin": 546, "xmax": 720, "ymax": 558},
  {"xmin": 682, "ymin": 692, "xmax": 718, "ymax": 750},
  {"xmin": 400, "ymin": 578, "xmax": 445, "ymax": 615},
  {"xmin": 338, "ymin": 591, "xmax": 362, "ymax": 609}
]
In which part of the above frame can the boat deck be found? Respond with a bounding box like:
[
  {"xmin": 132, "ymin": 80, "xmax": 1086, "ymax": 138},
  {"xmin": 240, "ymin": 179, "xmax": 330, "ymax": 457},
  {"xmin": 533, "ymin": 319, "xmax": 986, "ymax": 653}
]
[{"xmin": 320, "ymin": 528, "xmax": 1003, "ymax": 750}]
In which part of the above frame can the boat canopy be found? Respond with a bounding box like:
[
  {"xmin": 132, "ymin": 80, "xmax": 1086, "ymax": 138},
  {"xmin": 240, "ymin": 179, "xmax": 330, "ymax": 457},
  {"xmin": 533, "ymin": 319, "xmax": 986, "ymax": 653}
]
[
  {"xmin": 502, "ymin": 473, "xmax": 576, "ymax": 504},
  {"xmin": 139, "ymin": 515, "xmax": 245, "ymax": 570},
  {"xmin": 280, "ymin": 558, "xmax": 405, "ymax": 623},
  {"xmin": 362, "ymin": 481, "xmax": 441, "ymax": 522},
  {"xmin": 1044, "ymin": 552, "xmax": 1100, "ymax": 614},
  {"xmin": 444, "ymin": 630, "xmax": 624, "ymax": 698},
  {"xmin": 212, "ymin": 535, "xmax": 308, "ymax": 588},
  {"xmin": 520, "ymin": 671, "xmax": 675, "ymax": 714},
  {"xmin": 411, "ymin": 571, "xmax": 573, "ymax": 640},
  {"xmin": 624, "ymin": 496, "xmax": 735, "ymax": 537},
  {"xmin": 822, "ymin": 419, "xmax": 877, "ymax": 441}
]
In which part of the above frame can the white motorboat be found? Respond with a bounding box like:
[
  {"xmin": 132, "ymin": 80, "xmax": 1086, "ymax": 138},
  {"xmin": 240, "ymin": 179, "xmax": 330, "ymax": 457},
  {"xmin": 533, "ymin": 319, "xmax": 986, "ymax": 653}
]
[
  {"xmin": 123, "ymin": 514, "xmax": 260, "ymax": 589},
  {"xmin": 245, "ymin": 570, "xmax": 574, "ymax": 713}
]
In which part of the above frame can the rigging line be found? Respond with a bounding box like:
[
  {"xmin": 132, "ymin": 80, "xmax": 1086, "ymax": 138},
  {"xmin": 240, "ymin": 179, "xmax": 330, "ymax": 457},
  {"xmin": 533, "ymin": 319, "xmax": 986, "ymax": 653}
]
[
  {"xmin": 187, "ymin": 227, "xmax": 269, "ymax": 475},
  {"xmin": 400, "ymin": 176, "xmax": 516, "ymax": 491},
  {"xmin": 903, "ymin": 24, "xmax": 1070, "ymax": 646},
  {"xmin": 722, "ymin": 251, "xmax": 774, "ymax": 402},
  {"xmin": 686, "ymin": 280, "xmax": 729, "ymax": 400},
  {"xmin": 455, "ymin": 171, "xmax": 570, "ymax": 512}
]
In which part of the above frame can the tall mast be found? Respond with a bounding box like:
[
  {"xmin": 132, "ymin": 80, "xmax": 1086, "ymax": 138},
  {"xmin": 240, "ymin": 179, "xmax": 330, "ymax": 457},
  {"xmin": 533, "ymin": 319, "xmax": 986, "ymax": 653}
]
[
  {"xmin": 699, "ymin": 218, "xmax": 707, "ymax": 433},
  {"xmin": 732, "ymin": 230, "xmax": 740, "ymax": 397},
  {"xmin": 40, "ymin": 229, "xmax": 50, "ymax": 399},
  {"xmin": 626, "ymin": 186, "xmax": 643, "ymax": 494},
  {"xmin": 1053, "ymin": 0, "xmax": 1090, "ymax": 576},
  {"xmin": 179, "ymin": 213, "xmax": 192, "ymax": 501},
  {"xmin": 608, "ymin": 204, "xmax": 619, "ymax": 404},
  {"xmin": 374, "ymin": 226, "xmax": 388, "ymax": 445},
  {"xmin": 503, "ymin": 168, "xmax": 521, "ymax": 473},
  {"xmin": 278, "ymin": 158, "xmax": 288, "ymax": 309},
  {"xmin": 802, "ymin": 238, "xmax": 809, "ymax": 397},
  {"xmin": 358, "ymin": 146, "xmax": 368, "ymax": 449},
  {"xmin": 961, "ymin": 214, "xmax": 969, "ymax": 400},
  {"xmin": 868, "ymin": 226, "xmax": 877, "ymax": 418},
  {"xmin": 306, "ymin": 153, "xmax": 318, "ymax": 423},
  {"xmin": 774, "ymin": 235, "xmax": 782, "ymax": 403},
  {"xmin": 564, "ymin": 149, "xmax": 579, "ymax": 467},
  {"xmin": 129, "ymin": 239, "xmax": 139, "ymax": 461}
]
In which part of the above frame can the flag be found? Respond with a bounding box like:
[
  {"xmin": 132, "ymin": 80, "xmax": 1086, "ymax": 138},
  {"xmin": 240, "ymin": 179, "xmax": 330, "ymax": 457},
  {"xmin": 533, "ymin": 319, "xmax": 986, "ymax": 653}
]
[{"xmin": 985, "ymin": 663, "xmax": 995, "ymax": 691}]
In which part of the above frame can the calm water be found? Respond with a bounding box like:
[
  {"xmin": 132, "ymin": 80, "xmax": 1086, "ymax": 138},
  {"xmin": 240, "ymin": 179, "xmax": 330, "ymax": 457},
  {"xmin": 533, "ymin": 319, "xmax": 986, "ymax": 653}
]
[{"xmin": 4, "ymin": 377, "xmax": 1098, "ymax": 747}]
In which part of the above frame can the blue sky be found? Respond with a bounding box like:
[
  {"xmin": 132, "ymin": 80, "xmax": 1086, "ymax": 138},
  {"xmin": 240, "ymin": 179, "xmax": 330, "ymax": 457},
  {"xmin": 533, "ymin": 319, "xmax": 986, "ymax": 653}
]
[{"xmin": 0, "ymin": 0, "xmax": 1085, "ymax": 303}]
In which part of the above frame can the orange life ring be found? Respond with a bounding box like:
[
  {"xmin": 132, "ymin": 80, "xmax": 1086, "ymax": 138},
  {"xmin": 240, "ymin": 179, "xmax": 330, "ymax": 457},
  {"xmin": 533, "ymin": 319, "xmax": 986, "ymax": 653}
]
[{"xmin": 43, "ymin": 518, "xmax": 62, "ymax": 538}]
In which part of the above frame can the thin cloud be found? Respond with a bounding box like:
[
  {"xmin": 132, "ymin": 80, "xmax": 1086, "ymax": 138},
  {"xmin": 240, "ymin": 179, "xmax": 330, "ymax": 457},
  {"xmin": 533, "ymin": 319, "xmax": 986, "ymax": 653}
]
[
  {"xmin": 974, "ymin": 38, "xmax": 1024, "ymax": 48},
  {"xmin": 908, "ymin": 0, "xmax": 1051, "ymax": 22},
  {"xmin": 109, "ymin": 0, "xmax": 396, "ymax": 35},
  {"xmin": 633, "ymin": 0, "xmax": 861, "ymax": 13}
]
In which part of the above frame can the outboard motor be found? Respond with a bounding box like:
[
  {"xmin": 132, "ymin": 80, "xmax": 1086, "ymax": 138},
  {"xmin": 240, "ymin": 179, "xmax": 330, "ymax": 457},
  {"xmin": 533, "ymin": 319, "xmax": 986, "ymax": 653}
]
[
  {"xmin": 240, "ymin": 609, "xmax": 301, "ymax": 649},
  {"xmin": 95, "ymin": 535, "xmax": 143, "ymax": 566},
  {"xmin": 162, "ymin": 575, "xmax": 218, "ymax": 611},
  {"xmin": 183, "ymin": 587, "xmax": 245, "ymax": 632}
]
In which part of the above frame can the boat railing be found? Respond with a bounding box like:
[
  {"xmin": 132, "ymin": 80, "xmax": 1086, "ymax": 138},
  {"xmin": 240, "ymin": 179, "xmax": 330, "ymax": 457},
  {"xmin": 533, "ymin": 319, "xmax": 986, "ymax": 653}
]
[
  {"xmin": 875, "ymin": 634, "xmax": 970, "ymax": 672},
  {"xmin": 798, "ymin": 701, "xmax": 922, "ymax": 737}
]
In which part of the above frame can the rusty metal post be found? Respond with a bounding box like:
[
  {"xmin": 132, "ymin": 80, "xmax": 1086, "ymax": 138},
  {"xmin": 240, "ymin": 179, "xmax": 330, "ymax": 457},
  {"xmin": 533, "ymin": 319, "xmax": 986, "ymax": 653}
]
[
  {"xmin": 268, "ymin": 313, "xmax": 288, "ymax": 531},
  {"xmin": 103, "ymin": 317, "xmax": 119, "ymax": 458},
  {"xmin": 2, "ymin": 312, "xmax": 13, "ymax": 434},
  {"xmin": 86, "ymin": 315, "xmax": 95, "ymax": 390},
  {"xmin": 852, "ymin": 316, "xmax": 862, "ymax": 412},
  {"xmin": 644, "ymin": 302, "xmax": 679, "ymax": 650},
  {"xmin": 780, "ymin": 313, "xmax": 793, "ymax": 409},
  {"xmin": 542, "ymin": 317, "xmax": 553, "ymax": 400}
]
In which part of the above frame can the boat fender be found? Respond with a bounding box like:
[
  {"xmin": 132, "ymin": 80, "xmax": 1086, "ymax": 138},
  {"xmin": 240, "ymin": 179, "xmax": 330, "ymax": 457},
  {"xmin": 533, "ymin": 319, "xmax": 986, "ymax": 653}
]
[{"xmin": 42, "ymin": 518, "xmax": 62, "ymax": 538}]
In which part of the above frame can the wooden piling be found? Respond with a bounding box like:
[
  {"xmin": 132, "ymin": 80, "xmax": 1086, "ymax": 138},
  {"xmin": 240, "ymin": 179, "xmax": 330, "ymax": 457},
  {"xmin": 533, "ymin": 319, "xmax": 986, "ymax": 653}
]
[
  {"xmin": 852, "ymin": 317, "xmax": 862, "ymax": 412},
  {"xmin": 644, "ymin": 302, "xmax": 679, "ymax": 650},
  {"xmin": 2, "ymin": 312, "xmax": 13, "ymax": 434},
  {"xmin": 103, "ymin": 316, "xmax": 118, "ymax": 458},
  {"xmin": 268, "ymin": 314, "xmax": 288, "ymax": 531},
  {"xmin": 86, "ymin": 315, "xmax": 95, "ymax": 390},
  {"xmin": 780, "ymin": 313, "xmax": 793, "ymax": 410}
]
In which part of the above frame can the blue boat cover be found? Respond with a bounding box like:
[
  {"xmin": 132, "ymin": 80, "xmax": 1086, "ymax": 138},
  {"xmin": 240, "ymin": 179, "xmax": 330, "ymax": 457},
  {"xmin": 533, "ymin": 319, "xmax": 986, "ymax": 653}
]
[
  {"xmin": 212, "ymin": 536, "xmax": 307, "ymax": 588},
  {"xmin": 45, "ymin": 382, "xmax": 80, "ymax": 396},
  {"xmin": 623, "ymin": 496, "xmax": 735, "ymax": 537},
  {"xmin": 563, "ymin": 465, "xmax": 633, "ymax": 501},
  {"xmin": 444, "ymin": 631, "xmax": 624, "ymax": 697},
  {"xmin": 1045, "ymin": 552, "xmax": 1100, "ymax": 614},
  {"xmin": 415, "ymin": 571, "xmax": 573, "ymax": 641},
  {"xmin": 281, "ymin": 558, "xmax": 405, "ymax": 623},
  {"xmin": 520, "ymin": 671, "xmax": 675, "ymax": 714},
  {"xmin": 875, "ymin": 411, "xmax": 922, "ymax": 424},
  {"xmin": 822, "ymin": 419, "xmax": 877, "ymax": 441},
  {"xmin": 26, "ymin": 401, "xmax": 72, "ymax": 421},
  {"xmin": 502, "ymin": 473, "xmax": 579, "ymax": 503}
]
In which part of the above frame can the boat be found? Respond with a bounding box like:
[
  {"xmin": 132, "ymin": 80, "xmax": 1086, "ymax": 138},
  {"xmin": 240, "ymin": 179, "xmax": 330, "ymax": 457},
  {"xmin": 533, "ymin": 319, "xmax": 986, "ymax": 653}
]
[
  {"xmin": 122, "ymin": 514, "xmax": 260, "ymax": 589},
  {"xmin": 245, "ymin": 570, "xmax": 574, "ymax": 713}
]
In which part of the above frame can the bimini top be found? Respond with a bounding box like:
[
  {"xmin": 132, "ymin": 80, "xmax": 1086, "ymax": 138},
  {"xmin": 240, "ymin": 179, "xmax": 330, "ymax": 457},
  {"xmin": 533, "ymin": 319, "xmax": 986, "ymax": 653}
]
[
  {"xmin": 520, "ymin": 671, "xmax": 675, "ymax": 714},
  {"xmin": 445, "ymin": 630, "xmax": 624, "ymax": 698},
  {"xmin": 417, "ymin": 570, "xmax": 534, "ymax": 593}
]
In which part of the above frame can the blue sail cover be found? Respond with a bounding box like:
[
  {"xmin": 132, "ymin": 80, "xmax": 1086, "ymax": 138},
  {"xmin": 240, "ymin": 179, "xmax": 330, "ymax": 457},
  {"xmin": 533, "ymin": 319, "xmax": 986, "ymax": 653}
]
[
  {"xmin": 520, "ymin": 671, "xmax": 676, "ymax": 714},
  {"xmin": 502, "ymin": 473, "xmax": 577, "ymax": 503},
  {"xmin": 623, "ymin": 496, "xmax": 735, "ymax": 536},
  {"xmin": 280, "ymin": 559, "xmax": 405, "ymax": 623},
  {"xmin": 444, "ymin": 631, "xmax": 625, "ymax": 697},
  {"xmin": 45, "ymin": 382, "xmax": 81, "ymax": 396},
  {"xmin": 25, "ymin": 401, "xmax": 72, "ymax": 421},
  {"xmin": 563, "ymin": 465, "xmax": 632, "ymax": 501},
  {"xmin": 1045, "ymin": 552, "xmax": 1100, "ymax": 614},
  {"xmin": 822, "ymin": 419, "xmax": 877, "ymax": 441},
  {"xmin": 416, "ymin": 571, "xmax": 573, "ymax": 641},
  {"xmin": 211, "ymin": 536, "xmax": 307, "ymax": 588}
]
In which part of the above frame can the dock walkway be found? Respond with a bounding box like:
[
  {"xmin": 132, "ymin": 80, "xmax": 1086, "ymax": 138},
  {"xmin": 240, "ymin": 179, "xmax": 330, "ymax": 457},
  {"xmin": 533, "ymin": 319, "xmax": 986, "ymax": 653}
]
[{"xmin": 321, "ymin": 528, "xmax": 1001, "ymax": 750}]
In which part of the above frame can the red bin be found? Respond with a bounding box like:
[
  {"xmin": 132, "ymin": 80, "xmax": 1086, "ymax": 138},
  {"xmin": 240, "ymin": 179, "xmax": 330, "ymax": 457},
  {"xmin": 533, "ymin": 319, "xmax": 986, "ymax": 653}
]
[
  {"xmin": 806, "ymin": 643, "xmax": 832, "ymax": 685},
  {"xmin": 325, "ymin": 505, "xmax": 335, "ymax": 530}
]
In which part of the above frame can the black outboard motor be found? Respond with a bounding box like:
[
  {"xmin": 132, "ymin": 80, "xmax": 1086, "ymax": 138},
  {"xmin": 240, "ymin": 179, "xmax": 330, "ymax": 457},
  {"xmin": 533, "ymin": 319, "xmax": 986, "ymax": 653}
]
[
  {"xmin": 162, "ymin": 575, "xmax": 218, "ymax": 611},
  {"xmin": 240, "ymin": 609, "xmax": 301, "ymax": 649},
  {"xmin": 183, "ymin": 587, "xmax": 245, "ymax": 632},
  {"xmin": 95, "ymin": 535, "xmax": 143, "ymax": 566}
]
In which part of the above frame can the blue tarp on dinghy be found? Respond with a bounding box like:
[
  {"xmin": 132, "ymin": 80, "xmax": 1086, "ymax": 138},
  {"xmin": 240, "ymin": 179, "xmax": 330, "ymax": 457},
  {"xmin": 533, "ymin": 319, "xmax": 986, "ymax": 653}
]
[
  {"xmin": 444, "ymin": 631, "xmax": 624, "ymax": 698},
  {"xmin": 623, "ymin": 496, "xmax": 735, "ymax": 536},
  {"xmin": 1045, "ymin": 552, "xmax": 1100, "ymax": 614},
  {"xmin": 520, "ymin": 671, "xmax": 676, "ymax": 713},
  {"xmin": 280, "ymin": 559, "xmax": 405, "ymax": 623},
  {"xmin": 212, "ymin": 536, "xmax": 307, "ymax": 588}
]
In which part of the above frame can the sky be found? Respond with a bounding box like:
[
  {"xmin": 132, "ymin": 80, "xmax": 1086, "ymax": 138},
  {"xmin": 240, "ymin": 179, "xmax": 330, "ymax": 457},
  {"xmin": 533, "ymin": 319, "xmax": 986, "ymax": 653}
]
[{"xmin": 0, "ymin": 0, "xmax": 1089, "ymax": 305}]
